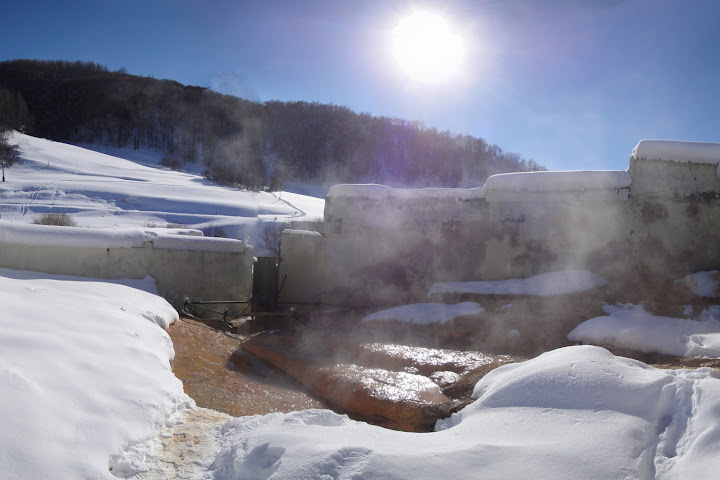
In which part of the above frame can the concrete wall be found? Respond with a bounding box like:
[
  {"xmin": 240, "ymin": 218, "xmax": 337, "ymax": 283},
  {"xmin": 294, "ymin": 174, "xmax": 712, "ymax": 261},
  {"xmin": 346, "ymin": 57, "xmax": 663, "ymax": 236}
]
[
  {"xmin": 279, "ymin": 142, "xmax": 720, "ymax": 306},
  {"xmin": 629, "ymin": 157, "xmax": 720, "ymax": 277},
  {"xmin": 0, "ymin": 225, "xmax": 254, "ymax": 308}
]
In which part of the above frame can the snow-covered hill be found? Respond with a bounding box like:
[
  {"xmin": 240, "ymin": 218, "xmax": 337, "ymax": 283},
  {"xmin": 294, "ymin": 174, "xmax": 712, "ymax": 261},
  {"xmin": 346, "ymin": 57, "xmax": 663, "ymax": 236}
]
[{"xmin": 0, "ymin": 133, "xmax": 325, "ymax": 253}]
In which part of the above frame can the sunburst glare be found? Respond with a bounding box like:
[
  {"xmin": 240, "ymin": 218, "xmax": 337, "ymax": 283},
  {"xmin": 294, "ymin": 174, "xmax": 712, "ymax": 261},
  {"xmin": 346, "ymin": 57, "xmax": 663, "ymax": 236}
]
[{"xmin": 391, "ymin": 10, "xmax": 465, "ymax": 85}]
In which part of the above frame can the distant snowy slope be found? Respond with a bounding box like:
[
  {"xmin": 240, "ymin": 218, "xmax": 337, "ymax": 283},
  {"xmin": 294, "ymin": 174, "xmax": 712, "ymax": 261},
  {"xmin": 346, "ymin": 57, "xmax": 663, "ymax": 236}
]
[{"xmin": 0, "ymin": 133, "xmax": 325, "ymax": 251}]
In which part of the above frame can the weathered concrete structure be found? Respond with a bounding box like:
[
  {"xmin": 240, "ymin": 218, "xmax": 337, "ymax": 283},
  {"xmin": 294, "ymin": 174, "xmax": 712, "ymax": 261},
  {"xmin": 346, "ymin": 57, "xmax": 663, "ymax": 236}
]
[
  {"xmin": 279, "ymin": 140, "xmax": 720, "ymax": 306},
  {"xmin": 3, "ymin": 139, "xmax": 720, "ymax": 311},
  {"xmin": 0, "ymin": 221, "xmax": 254, "ymax": 308}
]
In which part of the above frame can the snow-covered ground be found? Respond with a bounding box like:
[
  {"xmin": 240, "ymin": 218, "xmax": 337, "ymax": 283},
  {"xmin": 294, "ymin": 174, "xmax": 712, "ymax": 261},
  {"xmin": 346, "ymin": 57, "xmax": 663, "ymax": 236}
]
[
  {"xmin": 4, "ymin": 273, "xmax": 720, "ymax": 480},
  {"xmin": 0, "ymin": 269, "xmax": 188, "ymax": 479},
  {"xmin": 5, "ymin": 133, "xmax": 720, "ymax": 478},
  {"xmin": 0, "ymin": 133, "xmax": 325, "ymax": 253},
  {"xmin": 569, "ymin": 304, "xmax": 720, "ymax": 358}
]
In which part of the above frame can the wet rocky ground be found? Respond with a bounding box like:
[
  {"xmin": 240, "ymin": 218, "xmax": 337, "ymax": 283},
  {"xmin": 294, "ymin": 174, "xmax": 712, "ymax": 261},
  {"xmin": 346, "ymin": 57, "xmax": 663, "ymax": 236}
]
[
  {"xmin": 168, "ymin": 311, "xmax": 520, "ymax": 432},
  {"xmin": 168, "ymin": 274, "xmax": 720, "ymax": 434}
]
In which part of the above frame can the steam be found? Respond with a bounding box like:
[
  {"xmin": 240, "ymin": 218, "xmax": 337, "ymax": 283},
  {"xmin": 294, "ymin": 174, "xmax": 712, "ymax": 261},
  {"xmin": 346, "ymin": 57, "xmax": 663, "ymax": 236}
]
[{"xmin": 209, "ymin": 70, "xmax": 261, "ymax": 102}]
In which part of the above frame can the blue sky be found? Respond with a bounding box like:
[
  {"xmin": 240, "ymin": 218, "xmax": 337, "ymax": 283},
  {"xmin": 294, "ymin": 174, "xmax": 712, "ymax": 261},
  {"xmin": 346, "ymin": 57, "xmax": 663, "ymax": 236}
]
[{"xmin": 2, "ymin": 0, "xmax": 720, "ymax": 171}]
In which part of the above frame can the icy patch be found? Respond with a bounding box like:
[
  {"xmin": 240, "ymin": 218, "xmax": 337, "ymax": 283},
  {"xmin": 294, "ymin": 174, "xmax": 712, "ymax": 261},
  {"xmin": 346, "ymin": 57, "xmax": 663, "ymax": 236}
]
[
  {"xmin": 568, "ymin": 304, "xmax": 720, "ymax": 358},
  {"xmin": 429, "ymin": 270, "xmax": 607, "ymax": 297},
  {"xmin": 632, "ymin": 139, "xmax": 720, "ymax": 164},
  {"xmin": 362, "ymin": 302, "xmax": 485, "ymax": 325}
]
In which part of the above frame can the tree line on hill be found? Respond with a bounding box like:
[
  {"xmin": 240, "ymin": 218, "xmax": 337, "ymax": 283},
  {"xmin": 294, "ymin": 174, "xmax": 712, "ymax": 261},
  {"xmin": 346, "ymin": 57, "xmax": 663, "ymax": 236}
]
[{"xmin": 0, "ymin": 59, "xmax": 545, "ymax": 189}]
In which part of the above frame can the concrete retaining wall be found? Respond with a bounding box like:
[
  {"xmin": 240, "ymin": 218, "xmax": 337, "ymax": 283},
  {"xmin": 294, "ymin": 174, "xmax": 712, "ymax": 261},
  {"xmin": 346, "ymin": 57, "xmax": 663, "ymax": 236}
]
[
  {"xmin": 0, "ymin": 223, "xmax": 254, "ymax": 308},
  {"xmin": 279, "ymin": 141, "xmax": 720, "ymax": 306}
]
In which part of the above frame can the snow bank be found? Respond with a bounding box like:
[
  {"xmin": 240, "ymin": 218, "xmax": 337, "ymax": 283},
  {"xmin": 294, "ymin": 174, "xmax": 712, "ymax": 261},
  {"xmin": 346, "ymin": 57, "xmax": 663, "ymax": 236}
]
[
  {"xmin": 202, "ymin": 345, "xmax": 720, "ymax": 479},
  {"xmin": 0, "ymin": 269, "xmax": 190, "ymax": 479},
  {"xmin": 679, "ymin": 270, "xmax": 720, "ymax": 298},
  {"xmin": 0, "ymin": 219, "xmax": 246, "ymax": 252},
  {"xmin": 483, "ymin": 170, "xmax": 631, "ymax": 193},
  {"xmin": 568, "ymin": 304, "xmax": 720, "ymax": 357},
  {"xmin": 632, "ymin": 139, "xmax": 720, "ymax": 164},
  {"xmin": 362, "ymin": 302, "xmax": 485, "ymax": 325},
  {"xmin": 429, "ymin": 270, "xmax": 608, "ymax": 297},
  {"xmin": 327, "ymin": 183, "xmax": 482, "ymax": 200}
]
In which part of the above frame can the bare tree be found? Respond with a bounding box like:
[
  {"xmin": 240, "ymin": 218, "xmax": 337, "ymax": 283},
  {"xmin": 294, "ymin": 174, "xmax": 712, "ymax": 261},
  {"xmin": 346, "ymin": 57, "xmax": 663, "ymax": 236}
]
[{"xmin": 259, "ymin": 222, "xmax": 287, "ymax": 257}]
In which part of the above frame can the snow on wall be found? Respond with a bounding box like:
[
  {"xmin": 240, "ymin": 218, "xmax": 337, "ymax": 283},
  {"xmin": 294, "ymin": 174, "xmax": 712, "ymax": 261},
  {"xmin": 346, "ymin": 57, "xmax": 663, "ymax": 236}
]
[
  {"xmin": 152, "ymin": 234, "xmax": 246, "ymax": 253},
  {"xmin": 483, "ymin": 170, "xmax": 631, "ymax": 193},
  {"xmin": 0, "ymin": 220, "xmax": 246, "ymax": 252},
  {"xmin": 0, "ymin": 220, "xmax": 156, "ymax": 248},
  {"xmin": 632, "ymin": 139, "xmax": 720, "ymax": 164},
  {"xmin": 327, "ymin": 184, "xmax": 483, "ymax": 201}
]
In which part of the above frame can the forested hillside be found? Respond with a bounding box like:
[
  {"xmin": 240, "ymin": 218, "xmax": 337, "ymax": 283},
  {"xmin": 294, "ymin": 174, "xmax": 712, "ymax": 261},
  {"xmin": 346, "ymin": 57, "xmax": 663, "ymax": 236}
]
[{"xmin": 0, "ymin": 59, "xmax": 544, "ymax": 188}]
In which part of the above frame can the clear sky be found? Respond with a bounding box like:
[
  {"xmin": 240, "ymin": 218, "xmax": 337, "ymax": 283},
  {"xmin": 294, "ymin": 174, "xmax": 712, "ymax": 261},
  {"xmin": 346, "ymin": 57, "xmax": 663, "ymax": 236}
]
[{"xmin": 2, "ymin": 0, "xmax": 720, "ymax": 171}]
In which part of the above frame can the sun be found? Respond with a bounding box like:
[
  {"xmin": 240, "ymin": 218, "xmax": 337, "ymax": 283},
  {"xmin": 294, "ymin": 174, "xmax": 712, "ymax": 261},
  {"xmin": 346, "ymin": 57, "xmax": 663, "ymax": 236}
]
[{"xmin": 391, "ymin": 11, "xmax": 465, "ymax": 85}]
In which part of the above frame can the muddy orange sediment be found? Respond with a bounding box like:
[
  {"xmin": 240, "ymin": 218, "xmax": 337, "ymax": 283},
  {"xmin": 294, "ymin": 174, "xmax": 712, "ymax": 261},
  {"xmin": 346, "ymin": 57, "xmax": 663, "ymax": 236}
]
[
  {"xmin": 169, "ymin": 316, "xmax": 518, "ymax": 432},
  {"xmin": 167, "ymin": 317, "xmax": 324, "ymax": 417},
  {"xmin": 241, "ymin": 333, "xmax": 466, "ymax": 432}
]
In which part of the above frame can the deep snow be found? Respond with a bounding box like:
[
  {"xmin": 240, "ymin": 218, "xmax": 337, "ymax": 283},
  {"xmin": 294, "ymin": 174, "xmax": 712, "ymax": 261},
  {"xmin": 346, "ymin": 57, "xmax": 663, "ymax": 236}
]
[
  {"xmin": 141, "ymin": 346, "xmax": 720, "ymax": 480},
  {"xmin": 0, "ymin": 269, "xmax": 188, "ymax": 479}
]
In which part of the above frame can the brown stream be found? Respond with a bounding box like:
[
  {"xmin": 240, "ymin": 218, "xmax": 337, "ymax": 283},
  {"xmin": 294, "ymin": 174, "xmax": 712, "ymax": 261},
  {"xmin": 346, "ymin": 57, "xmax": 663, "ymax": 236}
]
[{"xmin": 167, "ymin": 316, "xmax": 325, "ymax": 417}]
